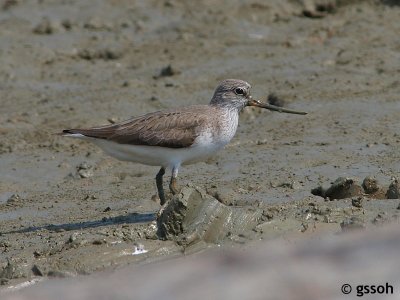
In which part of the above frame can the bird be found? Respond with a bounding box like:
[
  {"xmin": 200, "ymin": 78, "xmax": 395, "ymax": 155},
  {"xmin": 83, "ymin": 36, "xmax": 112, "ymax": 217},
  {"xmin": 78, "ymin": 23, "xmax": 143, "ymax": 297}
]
[{"xmin": 61, "ymin": 79, "xmax": 307, "ymax": 205}]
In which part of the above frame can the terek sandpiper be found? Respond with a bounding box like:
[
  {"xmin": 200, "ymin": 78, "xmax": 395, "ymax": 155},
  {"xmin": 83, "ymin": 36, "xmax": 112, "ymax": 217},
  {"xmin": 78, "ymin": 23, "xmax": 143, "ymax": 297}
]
[{"xmin": 61, "ymin": 79, "xmax": 307, "ymax": 205}]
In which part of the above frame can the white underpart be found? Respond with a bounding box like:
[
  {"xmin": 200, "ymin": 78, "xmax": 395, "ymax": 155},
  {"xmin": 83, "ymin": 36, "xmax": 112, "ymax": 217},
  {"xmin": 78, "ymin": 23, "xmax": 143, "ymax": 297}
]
[
  {"xmin": 64, "ymin": 108, "xmax": 239, "ymax": 172},
  {"xmin": 65, "ymin": 133, "xmax": 86, "ymax": 138}
]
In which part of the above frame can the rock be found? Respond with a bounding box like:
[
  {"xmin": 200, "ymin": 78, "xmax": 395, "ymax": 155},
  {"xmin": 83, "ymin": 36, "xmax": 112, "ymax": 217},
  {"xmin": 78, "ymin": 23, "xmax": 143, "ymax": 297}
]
[
  {"xmin": 6, "ymin": 193, "xmax": 21, "ymax": 205},
  {"xmin": 92, "ymin": 239, "xmax": 107, "ymax": 245},
  {"xmin": 289, "ymin": 181, "xmax": 302, "ymax": 190},
  {"xmin": 66, "ymin": 232, "xmax": 86, "ymax": 247},
  {"xmin": 61, "ymin": 19, "xmax": 73, "ymax": 30},
  {"xmin": 362, "ymin": 176, "xmax": 380, "ymax": 194},
  {"xmin": 33, "ymin": 251, "xmax": 42, "ymax": 258},
  {"xmin": 340, "ymin": 216, "xmax": 365, "ymax": 232},
  {"xmin": 77, "ymin": 162, "xmax": 94, "ymax": 178},
  {"xmin": 361, "ymin": 176, "xmax": 386, "ymax": 199},
  {"xmin": 154, "ymin": 65, "xmax": 180, "ymax": 79},
  {"xmin": 386, "ymin": 178, "xmax": 399, "ymax": 199},
  {"xmin": 336, "ymin": 49, "xmax": 353, "ymax": 65},
  {"xmin": 77, "ymin": 48, "xmax": 122, "ymax": 61},
  {"xmin": 312, "ymin": 177, "xmax": 363, "ymax": 200},
  {"xmin": 31, "ymin": 265, "xmax": 44, "ymax": 276},
  {"xmin": 33, "ymin": 18, "xmax": 58, "ymax": 35},
  {"xmin": 157, "ymin": 186, "xmax": 263, "ymax": 245},
  {"xmin": 326, "ymin": 177, "xmax": 363, "ymax": 200},
  {"xmin": 302, "ymin": 1, "xmax": 336, "ymax": 19},
  {"xmin": 0, "ymin": 259, "xmax": 28, "ymax": 280},
  {"xmin": 160, "ymin": 65, "xmax": 175, "ymax": 77},
  {"xmin": 143, "ymin": 221, "xmax": 158, "ymax": 240},
  {"xmin": 351, "ymin": 197, "xmax": 363, "ymax": 208},
  {"xmin": 68, "ymin": 233, "xmax": 78, "ymax": 243},
  {"xmin": 311, "ymin": 186, "xmax": 325, "ymax": 197}
]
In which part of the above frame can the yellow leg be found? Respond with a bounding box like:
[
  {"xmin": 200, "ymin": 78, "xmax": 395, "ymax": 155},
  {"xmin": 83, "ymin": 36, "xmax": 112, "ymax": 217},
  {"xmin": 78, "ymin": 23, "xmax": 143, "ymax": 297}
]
[
  {"xmin": 169, "ymin": 165, "xmax": 181, "ymax": 195},
  {"xmin": 169, "ymin": 177, "xmax": 180, "ymax": 195}
]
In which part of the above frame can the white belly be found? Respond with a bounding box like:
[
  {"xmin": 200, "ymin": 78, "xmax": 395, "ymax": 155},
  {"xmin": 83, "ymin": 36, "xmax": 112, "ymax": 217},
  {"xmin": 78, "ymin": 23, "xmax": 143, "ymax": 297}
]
[{"xmin": 87, "ymin": 136, "xmax": 225, "ymax": 168}]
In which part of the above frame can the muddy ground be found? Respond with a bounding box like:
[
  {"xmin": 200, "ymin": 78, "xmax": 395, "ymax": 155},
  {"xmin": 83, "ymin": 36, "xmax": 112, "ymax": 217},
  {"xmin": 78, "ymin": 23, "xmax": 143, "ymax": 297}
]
[{"xmin": 0, "ymin": 0, "xmax": 399, "ymax": 292}]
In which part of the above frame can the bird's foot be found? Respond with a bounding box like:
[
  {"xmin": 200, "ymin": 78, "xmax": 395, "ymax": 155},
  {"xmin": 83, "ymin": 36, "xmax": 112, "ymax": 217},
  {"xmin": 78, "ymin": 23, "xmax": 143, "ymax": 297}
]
[{"xmin": 157, "ymin": 200, "xmax": 169, "ymax": 218}]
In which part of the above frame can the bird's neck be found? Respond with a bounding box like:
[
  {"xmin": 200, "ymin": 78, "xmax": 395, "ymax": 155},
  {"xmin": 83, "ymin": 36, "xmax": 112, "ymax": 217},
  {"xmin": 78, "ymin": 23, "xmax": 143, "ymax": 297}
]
[{"xmin": 209, "ymin": 101, "xmax": 242, "ymax": 113}]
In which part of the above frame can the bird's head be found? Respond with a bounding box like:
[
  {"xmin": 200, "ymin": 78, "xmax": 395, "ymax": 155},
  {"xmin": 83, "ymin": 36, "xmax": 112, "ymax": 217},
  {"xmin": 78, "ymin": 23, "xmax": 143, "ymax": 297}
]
[
  {"xmin": 210, "ymin": 79, "xmax": 252, "ymax": 111},
  {"xmin": 210, "ymin": 79, "xmax": 307, "ymax": 115}
]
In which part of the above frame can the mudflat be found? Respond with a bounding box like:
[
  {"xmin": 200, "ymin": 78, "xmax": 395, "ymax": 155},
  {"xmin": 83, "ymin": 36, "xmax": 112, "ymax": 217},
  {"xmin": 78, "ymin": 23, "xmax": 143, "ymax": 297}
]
[{"xmin": 0, "ymin": 0, "xmax": 399, "ymax": 292}]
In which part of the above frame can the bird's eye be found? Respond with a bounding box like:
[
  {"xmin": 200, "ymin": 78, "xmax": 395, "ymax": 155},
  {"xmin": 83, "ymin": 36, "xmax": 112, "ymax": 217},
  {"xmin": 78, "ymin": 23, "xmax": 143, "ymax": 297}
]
[{"xmin": 235, "ymin": 87, "xmax": 245, "ymax": 95}]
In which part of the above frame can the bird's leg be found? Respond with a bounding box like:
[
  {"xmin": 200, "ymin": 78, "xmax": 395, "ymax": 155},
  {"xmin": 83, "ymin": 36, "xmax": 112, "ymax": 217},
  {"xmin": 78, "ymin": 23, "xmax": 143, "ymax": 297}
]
[
  {"xmin": 169, "ymin": 165, "xmax": 181, "ymax": 195},
  {"xmin": 156, "ymin": 167, "xmax": 166, "ymax": 205}
]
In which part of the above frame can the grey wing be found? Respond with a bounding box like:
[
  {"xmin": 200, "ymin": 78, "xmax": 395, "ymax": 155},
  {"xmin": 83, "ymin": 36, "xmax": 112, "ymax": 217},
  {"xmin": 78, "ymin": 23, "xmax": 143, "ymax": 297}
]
[{"xmin": 62, "ymin": 110, "xmax": 206, "ymax": 148}]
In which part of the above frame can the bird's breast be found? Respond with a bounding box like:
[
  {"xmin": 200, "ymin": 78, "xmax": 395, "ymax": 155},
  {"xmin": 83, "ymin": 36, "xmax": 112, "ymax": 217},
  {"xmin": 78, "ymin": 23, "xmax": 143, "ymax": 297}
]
[
  {"xmin": 194, "ymin": 109, "xmax": 239, "ymax": 148},
  {"xmin": 216, "ymin": 109, "xmax": 239, "ymax": 144}
]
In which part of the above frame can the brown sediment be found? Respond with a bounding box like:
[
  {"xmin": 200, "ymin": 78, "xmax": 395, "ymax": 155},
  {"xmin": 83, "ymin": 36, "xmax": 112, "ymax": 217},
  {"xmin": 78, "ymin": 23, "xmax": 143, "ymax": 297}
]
[
  {"xmin": 157, "ymin": 186, "xmax": 263, "ymax": 244},
  {"xmin": 1, "ymin": 0, "xmax": 400, "ymax": 291}
]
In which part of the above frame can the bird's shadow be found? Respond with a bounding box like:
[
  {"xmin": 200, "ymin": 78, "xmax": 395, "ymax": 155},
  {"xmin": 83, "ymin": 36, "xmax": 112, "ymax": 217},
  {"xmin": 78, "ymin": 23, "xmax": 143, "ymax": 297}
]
[{"xmin": 2, "ymin": 212, "xmax": 156, "ymax": 235}]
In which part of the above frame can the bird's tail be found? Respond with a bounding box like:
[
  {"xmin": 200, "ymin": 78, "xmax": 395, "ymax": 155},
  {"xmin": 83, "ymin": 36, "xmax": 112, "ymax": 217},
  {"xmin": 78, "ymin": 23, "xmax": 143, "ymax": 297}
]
[{"xmin": 56, "ymin": 129, "xmax": 87, "ymax": 138}]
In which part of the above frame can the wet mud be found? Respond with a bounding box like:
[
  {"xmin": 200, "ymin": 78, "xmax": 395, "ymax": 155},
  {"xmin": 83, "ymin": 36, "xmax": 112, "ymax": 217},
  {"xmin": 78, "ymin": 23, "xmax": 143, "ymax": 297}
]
[
  {"xmin": 1, "ymin": 0, "xmax": 400, "ymax": 291},
  {"xmin": 157, "ymin": 185, "xmax": 264, "ymax": 244},
  {"xmin": 311, "ymin": 175, "xmax": 398, "ymax": 200}
]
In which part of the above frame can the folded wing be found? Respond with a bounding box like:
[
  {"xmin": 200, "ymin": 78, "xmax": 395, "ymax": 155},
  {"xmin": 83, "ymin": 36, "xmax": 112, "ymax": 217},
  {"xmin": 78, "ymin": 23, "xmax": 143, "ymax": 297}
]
[{"xmin": 62, "ymin": 108, "xmax": 207, "ymax": 148}]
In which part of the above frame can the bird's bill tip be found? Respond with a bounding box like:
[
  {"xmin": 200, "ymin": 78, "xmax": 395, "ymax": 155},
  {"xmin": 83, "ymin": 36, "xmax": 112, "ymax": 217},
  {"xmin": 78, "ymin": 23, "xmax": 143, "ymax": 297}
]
[{"xmin": 247, "ymin": 99, "xmax": 308, "ymax": 115}]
